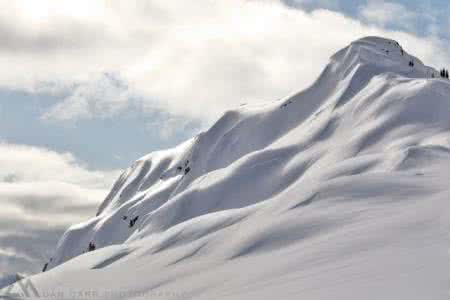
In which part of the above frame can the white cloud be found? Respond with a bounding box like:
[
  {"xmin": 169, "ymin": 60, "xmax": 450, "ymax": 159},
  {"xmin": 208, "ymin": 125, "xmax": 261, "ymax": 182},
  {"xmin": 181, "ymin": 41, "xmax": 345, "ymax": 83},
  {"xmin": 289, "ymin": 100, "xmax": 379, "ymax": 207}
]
[
  {"xmin": 0, "ymin": 143, "xmax": 120, "ymax": 276},
  {"xmin": 359, "ymin": 1, "xmax": 418, "ymax": 30},
  {"xmin": 0, "ymin": 0, "xmax": 448, "ymax": 124},
  {"xmin": 146, "ymin": 115, "xmax": 199, "ymax": 141},
  {"xmin": 281, "ymin": 0, "xmax": 340, "ymax": 10},
  {"xmin": 0, "ymin": 143, "xmax": 118, "ymax": 188},
  {"xmin": 42, "ymin": 73, "xmax": 132, "ymax": 122}
]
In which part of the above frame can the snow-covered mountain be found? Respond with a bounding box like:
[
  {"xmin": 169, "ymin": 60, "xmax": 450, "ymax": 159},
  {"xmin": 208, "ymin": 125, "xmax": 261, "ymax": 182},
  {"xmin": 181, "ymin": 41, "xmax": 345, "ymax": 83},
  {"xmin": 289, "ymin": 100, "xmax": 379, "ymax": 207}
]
[{"xmin": 7, "ymin": 37, "xmax": 450, "ymax": 299}]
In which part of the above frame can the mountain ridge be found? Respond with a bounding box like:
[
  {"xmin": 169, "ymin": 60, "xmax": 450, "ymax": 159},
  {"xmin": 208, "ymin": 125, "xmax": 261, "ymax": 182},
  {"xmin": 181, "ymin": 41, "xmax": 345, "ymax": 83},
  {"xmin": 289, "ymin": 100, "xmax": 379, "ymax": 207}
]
[{"xmin": 7, "ymin": 36, "xmax": 450, "ymax": 299}]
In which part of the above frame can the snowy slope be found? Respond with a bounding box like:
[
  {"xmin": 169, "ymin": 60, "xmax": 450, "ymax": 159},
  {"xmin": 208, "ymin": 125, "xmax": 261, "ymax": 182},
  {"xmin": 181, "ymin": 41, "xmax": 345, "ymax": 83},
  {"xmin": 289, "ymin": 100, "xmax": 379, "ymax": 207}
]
[{"xmin": 8, "ymin": 37, "xmax": 450, "ymax": 299}]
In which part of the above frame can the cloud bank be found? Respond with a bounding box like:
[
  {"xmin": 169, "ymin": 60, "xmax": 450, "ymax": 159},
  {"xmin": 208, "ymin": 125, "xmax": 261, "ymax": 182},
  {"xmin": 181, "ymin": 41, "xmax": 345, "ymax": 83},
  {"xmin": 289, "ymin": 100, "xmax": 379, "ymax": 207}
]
[
  {"xmin": 0, "ymin": 0, "xmax": 448, "ymax": 124},
  {"xmin": 359, "ymin": 1, "xmax": 426, "ymax": 33},
  {"xmin": 0, "ymin": 143, "xmax": 119, "ymax": 277}
]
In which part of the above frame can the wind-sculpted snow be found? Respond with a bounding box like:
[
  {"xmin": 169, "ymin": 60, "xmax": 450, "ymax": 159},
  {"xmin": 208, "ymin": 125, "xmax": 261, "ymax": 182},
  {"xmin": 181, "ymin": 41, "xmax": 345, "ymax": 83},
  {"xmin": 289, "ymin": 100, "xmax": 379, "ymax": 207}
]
[{"xmin": 9, "ymin": 37, "xmax": 450, "ymax": 299}]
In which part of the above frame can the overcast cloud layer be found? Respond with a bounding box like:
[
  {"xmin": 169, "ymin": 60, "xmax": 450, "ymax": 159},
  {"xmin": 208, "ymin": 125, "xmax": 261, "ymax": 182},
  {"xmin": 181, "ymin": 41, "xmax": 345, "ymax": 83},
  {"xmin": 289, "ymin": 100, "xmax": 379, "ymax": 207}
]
[{"xmin": 0, "ymin": 0, "xmax": 449, "ymax": 124}]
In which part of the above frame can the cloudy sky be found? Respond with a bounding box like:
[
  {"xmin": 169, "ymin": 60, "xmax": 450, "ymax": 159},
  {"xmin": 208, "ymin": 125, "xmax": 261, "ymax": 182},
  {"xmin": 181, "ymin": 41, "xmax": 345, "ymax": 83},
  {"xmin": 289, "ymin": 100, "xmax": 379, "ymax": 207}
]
[{"xmin": 1, "ymin": 0, "xmax": 450, "ymax": 277}]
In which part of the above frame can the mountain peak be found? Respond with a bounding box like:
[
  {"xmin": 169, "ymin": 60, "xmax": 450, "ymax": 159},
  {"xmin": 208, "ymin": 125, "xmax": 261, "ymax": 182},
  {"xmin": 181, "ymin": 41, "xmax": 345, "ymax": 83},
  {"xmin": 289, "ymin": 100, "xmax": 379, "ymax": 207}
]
[{"xmin": 330, "ymin": 36, "xmax": 436, "ymax": 79}]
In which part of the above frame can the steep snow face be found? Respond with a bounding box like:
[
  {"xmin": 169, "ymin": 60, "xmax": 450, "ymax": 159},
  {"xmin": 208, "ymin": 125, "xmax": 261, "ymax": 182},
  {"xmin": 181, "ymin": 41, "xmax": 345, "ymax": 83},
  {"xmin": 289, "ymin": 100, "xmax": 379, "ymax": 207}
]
[{"xmin": 13, "ymin": 37, "xmax": 450, "ymax": 299}]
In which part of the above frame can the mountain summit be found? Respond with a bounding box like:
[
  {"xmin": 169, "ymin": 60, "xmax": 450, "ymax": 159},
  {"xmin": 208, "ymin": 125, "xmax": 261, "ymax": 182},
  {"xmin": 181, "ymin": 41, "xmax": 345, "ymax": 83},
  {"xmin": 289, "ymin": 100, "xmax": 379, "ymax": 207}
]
[{"xmin": 13, "ymin": 37, "xmax": 450, "ymax": 299}]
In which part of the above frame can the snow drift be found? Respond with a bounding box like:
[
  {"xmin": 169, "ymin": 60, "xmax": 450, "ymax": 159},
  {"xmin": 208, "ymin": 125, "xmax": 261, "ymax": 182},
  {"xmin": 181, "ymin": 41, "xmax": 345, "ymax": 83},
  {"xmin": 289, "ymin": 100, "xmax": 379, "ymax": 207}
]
[{"xmin": 7, "ymin": 37, "xmax": 450, "ymax": 299}]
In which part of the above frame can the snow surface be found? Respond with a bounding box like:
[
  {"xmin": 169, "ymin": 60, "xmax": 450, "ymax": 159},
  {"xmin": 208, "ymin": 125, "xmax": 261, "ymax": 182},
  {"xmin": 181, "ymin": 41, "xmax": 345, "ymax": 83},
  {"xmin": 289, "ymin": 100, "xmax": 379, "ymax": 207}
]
[{"xmin": 5, "ymin": 37, "xmax": 450, "ymax": 299}]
